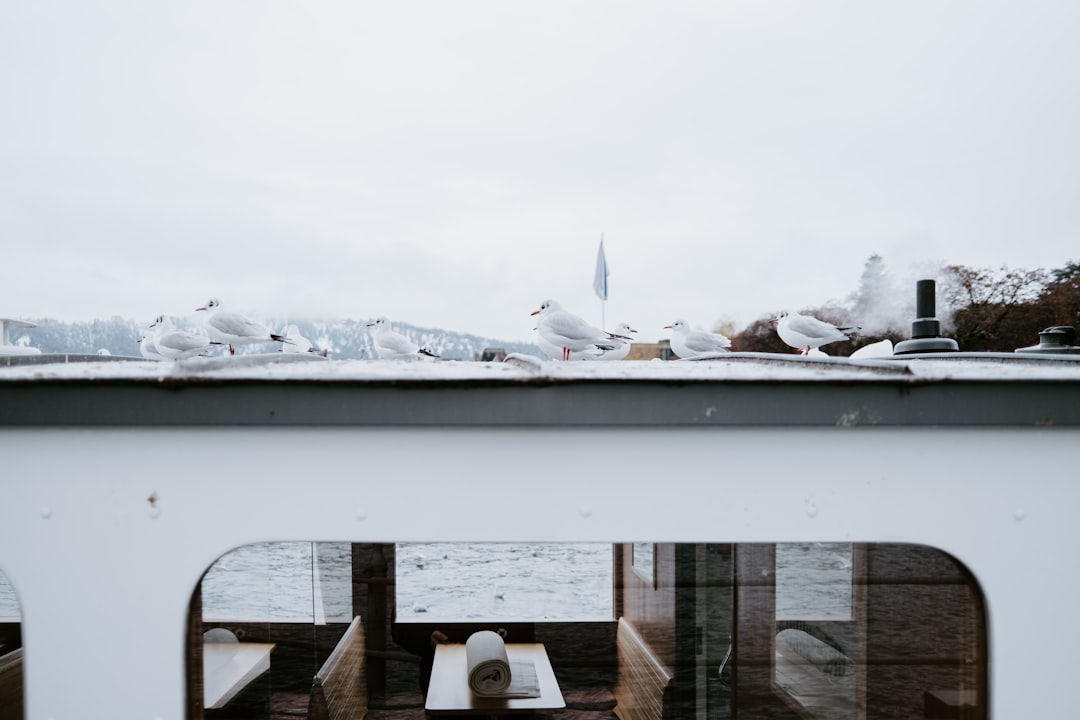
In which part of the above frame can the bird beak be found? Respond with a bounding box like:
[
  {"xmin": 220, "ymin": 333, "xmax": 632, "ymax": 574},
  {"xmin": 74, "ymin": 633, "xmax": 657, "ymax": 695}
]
[
  {"xmin": 530, "ymin": 310, "xmax": 540, "ymax": 316},
  {"xmin": 195, "ymin": 307, "xmax": 206, "ymax": 312},
  {"xmin": 663, "ymin": 325, "xmax": 673, "ymax": 329},
  {"xmin": 769, "ymin": 318, "xmax": 779, "ymax": 324}
]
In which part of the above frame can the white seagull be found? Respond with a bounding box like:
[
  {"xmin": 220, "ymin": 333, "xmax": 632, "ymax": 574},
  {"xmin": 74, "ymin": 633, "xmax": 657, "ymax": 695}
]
[
  {"xmin": 665, "ymin": 319, "xmax": 732, "ymax": 358},
  {"xmin": 531, "ymin": 300, "xmax": 617, "ymax": 361},
  {"xmin": 535, "ymin": 332, "xmax": 604, "ymax": 361},
  {"xmin": 150, "ymin": 315, "xmax": 220, "ymax": 360},
  {"xmin": 137, "ymin": 334, "xmax": 164, "ymax": 361},
  {"xmin": 195, "ymin": 297, "xmax": 288, "ymax": 355},
  {"xmin": 366, "ymin": 317, "xmax": 439, "ymax": 360},
  {"xmin": 281, "ymin": 324, "xmax": 313, "ymax": 353},
  {"xmin": 594, "ymin": 322, "xmax": 638, "ymax": 361},
  {"xmin": 771, "ymin": 311, "xmax": 859, "ymax": 355}
]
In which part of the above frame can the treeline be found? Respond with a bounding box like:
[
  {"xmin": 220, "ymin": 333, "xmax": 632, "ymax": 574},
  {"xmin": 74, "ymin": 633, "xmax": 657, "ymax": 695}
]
[
  {"xmin": 18, "ymin": 316, "xmax": 542, "ymax": 360},
  {"xmin": 731, "ymin": 256, "xmax": 1080, "ymax": 354}
]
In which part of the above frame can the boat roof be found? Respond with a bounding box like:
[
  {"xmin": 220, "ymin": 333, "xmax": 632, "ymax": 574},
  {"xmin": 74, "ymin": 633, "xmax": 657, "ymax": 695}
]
[{"xmin": 2, "ymin": 351, "xmax": 1080, "ymax": 427}]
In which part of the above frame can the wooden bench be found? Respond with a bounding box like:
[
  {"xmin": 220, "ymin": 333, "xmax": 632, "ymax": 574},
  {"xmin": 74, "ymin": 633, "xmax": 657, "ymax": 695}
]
[
  {"xmin": 0, "ymin": 648, "xmax": 23, "ymax": 720},
  {"xmin": 308, "ymin": 616, "xmax": 367, "ymax": 720}
]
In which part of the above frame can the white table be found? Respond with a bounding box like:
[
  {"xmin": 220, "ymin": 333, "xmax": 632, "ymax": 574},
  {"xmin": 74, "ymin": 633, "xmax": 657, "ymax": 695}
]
[
  {"xmin": 426, "ymin": 642, "xmax": 565, "ymax": 716},
  {"xmin": 203, "ymin": 641, "xmax": 276, "ymax": 709}
]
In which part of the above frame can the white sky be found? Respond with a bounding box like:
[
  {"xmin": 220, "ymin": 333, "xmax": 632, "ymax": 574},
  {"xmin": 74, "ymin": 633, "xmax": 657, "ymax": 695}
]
[{"xmin": 2, "ymin": 1, "xmax": 1078, "ymax": 343}]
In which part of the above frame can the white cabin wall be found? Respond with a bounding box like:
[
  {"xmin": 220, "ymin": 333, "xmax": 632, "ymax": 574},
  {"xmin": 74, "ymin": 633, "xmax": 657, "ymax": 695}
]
[{"xmin": 0, "ymin": 425, "xmax": 1077, "ymax": 718}]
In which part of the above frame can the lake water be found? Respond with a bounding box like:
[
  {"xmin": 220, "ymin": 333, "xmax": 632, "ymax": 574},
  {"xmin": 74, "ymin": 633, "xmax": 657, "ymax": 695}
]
[
  {"xmin": 395, "ymin": 542, "xmax": 615, "ymax": 620},
  {"xmin": 199, "ymin": 541, "xmax": 614, "ymax": 621},
  {"xmin": 0, "ymin": 542, "xmax": 850, "ymax": 621}
]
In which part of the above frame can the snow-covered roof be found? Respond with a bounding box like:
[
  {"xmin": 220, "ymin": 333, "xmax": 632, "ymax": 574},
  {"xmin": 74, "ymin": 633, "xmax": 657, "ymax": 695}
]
[
  {"xmin": 2, "ymin": 351, "xmax": 1079, "ymax": 427},
  {"xmin": 2, "ymin": 350, "xmax": 1080, "ymax": 383}
]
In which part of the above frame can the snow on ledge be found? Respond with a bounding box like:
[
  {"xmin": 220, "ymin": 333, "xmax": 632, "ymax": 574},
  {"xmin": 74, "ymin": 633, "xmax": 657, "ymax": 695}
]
[{"xmin": 2, "ymin": 351, "xmax": 1080, "ymax": 383}]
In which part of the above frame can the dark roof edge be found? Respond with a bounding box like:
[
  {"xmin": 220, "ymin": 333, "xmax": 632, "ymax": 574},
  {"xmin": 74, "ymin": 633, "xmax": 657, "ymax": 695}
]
[{"xmin": 1, "ymin": 378, "xmax": 1078, "ymax": 427}]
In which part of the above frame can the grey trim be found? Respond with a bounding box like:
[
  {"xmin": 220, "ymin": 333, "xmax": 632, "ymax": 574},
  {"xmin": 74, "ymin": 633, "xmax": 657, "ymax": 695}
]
[{"xmin": 1, "ymin": 376, "xmax": 1078, "ymax": 427}]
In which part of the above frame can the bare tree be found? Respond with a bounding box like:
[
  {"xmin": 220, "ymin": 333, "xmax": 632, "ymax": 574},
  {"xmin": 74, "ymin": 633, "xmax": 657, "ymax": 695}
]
[{"xmin": 942, "ymin": 265, "xmax": 1049, "ymax": 350}]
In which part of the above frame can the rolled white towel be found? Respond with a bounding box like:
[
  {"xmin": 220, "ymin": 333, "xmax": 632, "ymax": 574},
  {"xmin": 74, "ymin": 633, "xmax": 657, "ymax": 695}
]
[{"xmin": 465, "ymin": 630, "xmax": 511, "ymax": 696}]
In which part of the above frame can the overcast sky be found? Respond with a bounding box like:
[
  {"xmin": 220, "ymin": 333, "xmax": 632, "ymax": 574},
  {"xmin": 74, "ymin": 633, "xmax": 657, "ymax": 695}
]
[{"xmin": 3, "ymin": 1, "xmax": 1078, "ymax": 343}]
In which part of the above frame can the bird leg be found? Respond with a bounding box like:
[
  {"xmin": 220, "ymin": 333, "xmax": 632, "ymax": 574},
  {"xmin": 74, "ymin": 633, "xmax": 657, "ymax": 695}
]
[{"xmin": 562, "ymin": 347, "xmax": 570, "ymax": 361}]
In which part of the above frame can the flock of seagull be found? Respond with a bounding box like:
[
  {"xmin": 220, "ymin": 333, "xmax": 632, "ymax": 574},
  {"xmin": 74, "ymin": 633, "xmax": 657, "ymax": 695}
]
[
  {"xmin": 140, "ymin": 297, "xmax": 319, "ymax": 361},
  {"xmin": 138, "ymin": 296, "xmax": 862, "ymax": 363},
  {"xmin": 531, "ymin": 299, "xmax": 861, "ymax": 361}
]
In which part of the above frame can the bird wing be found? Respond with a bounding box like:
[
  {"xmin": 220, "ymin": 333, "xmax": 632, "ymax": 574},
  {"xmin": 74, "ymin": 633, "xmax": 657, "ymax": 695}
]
[
  {"xmin": 545, "ymin": 311, "xmax": 604, "ymax": 342},
  {"xmin": 211, "ymin": 312, "xmax": 269, "ymax": 338},
  {"xmin": 685, "ymin": 331, "xmax": 731, "ymax": 352},
  {"xmin": 788, "ymin": 314, "xmax": 846, "ymax": 340},
  {"xmin": 160, "ymin": 330, "xmax": 210, "ymax": 353},
  {"xmin": 377, "ymin": 330, "xmax": 419, "ymax": 354}
]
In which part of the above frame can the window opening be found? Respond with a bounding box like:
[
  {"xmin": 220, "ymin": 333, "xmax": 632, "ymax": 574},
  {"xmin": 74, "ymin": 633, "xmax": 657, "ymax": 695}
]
[
  {"xmin": 0, "ymin": 568, "xmax": 23, "ymax": 720},
  {"xmin": 185, "ymin": 542, "xmax": 985, "ymax": 720}
]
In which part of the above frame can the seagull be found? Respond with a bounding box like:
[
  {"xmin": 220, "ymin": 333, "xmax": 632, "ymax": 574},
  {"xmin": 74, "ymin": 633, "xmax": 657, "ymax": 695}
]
[
  {"xmin": 150, "ymin": 315, "xmax": 221, "ymax": 360},
  {"xmin": 281, "ymin": 324, "xmax": 313, "ymax": 353},
  {"xmin": 366, "ymin": 317, "xmax": 439, "ymax": 360},
  {"xmin": 770, "ymin": 311, "xmax": 859, "ymax": 355},
  {"xmin": 664, "ymin": 319, "xmax": 732, "ymax": 358},
  {"xmin": 531, "ymin": 300, "xmax": 617, "ymax": 361},
  {"xmin": 280, "ymin": 324, "xmax": 330, "ymax": 357},
  {"xmin": 137, "ymin": 334, "xmax": 164, "ymax": 361},
  {"xmin": 594, "ymin": 322, "xmax": 638, "ymax": 361},
  {"xmin": 535, "ymin": 332, "xmax": 605, "ymax": 361},
  {"xmin": 195, "ymin": 297, "xmax": 288, "ymax": 355}
]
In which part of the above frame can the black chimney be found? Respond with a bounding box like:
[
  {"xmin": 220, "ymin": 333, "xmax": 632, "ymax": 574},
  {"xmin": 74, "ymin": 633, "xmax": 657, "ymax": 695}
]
[{"xmin": 893, "ymin": 279, "xmax": 959, "ymax": 354}]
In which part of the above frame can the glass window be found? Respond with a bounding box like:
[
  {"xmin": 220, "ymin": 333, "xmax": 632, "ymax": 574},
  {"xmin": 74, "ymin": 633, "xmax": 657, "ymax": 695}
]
[
  {"xmin": 186, "ymin": 542, "xmax": 985, "ymax": 720},
  {"xmin": 395, "ymin": 542, "xmax": 614, "ymax": 620},
  {"xmin": 0, "ymin": 569, "xmax": 23, "ymax": 720},
  {"xmin": 201, "ymin": 542, "xmax": 354, "ymax": 623}
]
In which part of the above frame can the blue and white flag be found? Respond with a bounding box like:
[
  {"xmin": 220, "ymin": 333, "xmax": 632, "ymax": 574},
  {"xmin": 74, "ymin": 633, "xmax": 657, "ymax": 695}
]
[{"xmin": 593, "ymin": 239, "xmax": 609, "ymax": 301}]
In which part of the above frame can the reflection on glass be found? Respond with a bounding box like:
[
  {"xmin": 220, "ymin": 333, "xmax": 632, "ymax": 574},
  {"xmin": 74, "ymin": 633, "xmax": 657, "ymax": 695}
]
[
  {"xmin": 395, "ymin": 542, "xmax": 613, "ymax": 620},
  {"xmin": 776, "ymin": 542, "xmax": 853, "ymax": 620},
  {"xmin": 201, "ymin": 542, "xmax": 353, "ymax": 622},
  {"xmin": 0, "ymin": 573, "xmax": 19, "ymax": 623},
  {"xmin": 0, "ymin": 569, "xmax": 23, "ymax": 720},
  {"xmin": 631, "ymin": 542, "xmax": 654, "ymax": 585},
  {"xmin": 774, "ymin": 543, "xmax": 856, "ymax": 720},
  {"xmin": 186, "ymin": 543, "xmax": 985, "ymax": 720}
]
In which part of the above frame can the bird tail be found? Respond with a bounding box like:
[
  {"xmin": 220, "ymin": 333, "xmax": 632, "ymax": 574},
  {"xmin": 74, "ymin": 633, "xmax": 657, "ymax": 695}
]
[
  {"xmin": 419, "ymin": 347, "xmax": 439, "ymax": 358},
  {"xmin": 271, "ymin": 333, "xmax": 293, "ymax": 344},
  {"xmin": 839, "ymin": 326, "xmax": 861, "ymax": 336}
]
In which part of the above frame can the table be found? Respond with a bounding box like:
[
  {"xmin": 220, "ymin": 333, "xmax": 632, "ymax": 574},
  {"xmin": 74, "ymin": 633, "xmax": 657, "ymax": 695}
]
[
  {"xmin": 425, "ymin": 642, "xmax": 565, "ymax": 716},
  {"xmin": 203, "ymin": 641, "xmax": 276, "ymax": 709}
]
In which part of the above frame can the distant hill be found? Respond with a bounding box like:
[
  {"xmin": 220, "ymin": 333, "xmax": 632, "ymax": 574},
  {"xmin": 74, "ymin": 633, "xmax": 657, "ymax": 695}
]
[{"xmin": 16, "ymin": 316, "xmax": 543, "ymax": 361}]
